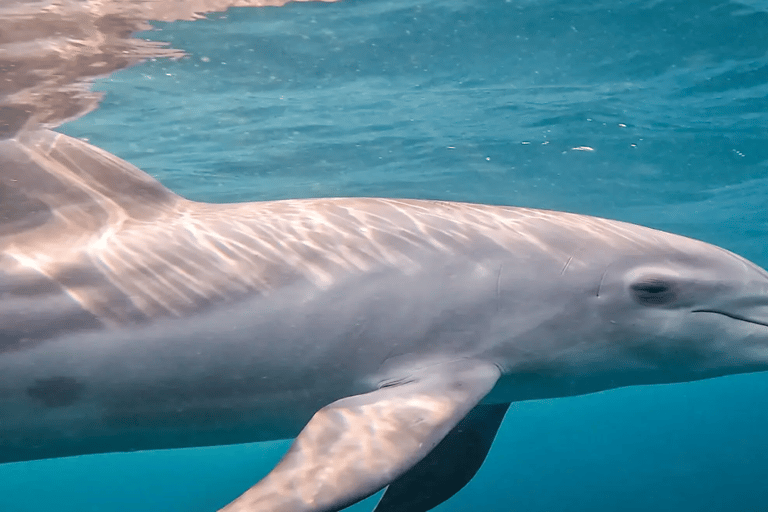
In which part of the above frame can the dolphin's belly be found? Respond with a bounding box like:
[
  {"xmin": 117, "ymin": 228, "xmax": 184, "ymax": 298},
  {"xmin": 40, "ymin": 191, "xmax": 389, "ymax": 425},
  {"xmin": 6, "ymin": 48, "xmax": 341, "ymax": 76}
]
[
  {"xmin": 0, "ymin": 294, "xmax": 371, "ymax": 463},
  {"xmin": 0, "ymin": 337, "xmax": 324, "ymax": 464},
  {"xmin": 0, "ymin": 393, "xmax": 312, "ymax": 465}
]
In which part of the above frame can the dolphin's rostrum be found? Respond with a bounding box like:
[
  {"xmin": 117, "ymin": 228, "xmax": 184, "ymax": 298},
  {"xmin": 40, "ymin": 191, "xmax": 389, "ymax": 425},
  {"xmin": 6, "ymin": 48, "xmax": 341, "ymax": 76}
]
[{"xmin": 2, "ymin": 130, "xmax": 767, "ymax": 511}]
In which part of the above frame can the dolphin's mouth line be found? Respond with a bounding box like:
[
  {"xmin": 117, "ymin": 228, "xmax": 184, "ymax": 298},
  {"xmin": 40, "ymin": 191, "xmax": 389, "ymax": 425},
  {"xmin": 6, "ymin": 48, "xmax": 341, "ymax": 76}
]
[{"xmin": 692, "ymin": 309, "xmax": 768, "ymax": 328}]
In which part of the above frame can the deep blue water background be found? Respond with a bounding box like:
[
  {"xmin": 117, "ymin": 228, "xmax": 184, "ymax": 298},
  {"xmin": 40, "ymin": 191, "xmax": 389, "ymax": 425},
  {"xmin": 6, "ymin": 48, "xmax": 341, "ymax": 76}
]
[{"xmin": 2, "ymin": 0, "xmax": 768, "ymax": 510}]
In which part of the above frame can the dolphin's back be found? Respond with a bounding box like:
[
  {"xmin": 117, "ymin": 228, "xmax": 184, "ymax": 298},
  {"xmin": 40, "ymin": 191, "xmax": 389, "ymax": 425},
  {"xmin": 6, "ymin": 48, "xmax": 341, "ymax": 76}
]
[
  {"xmin": 0, "ymin": 131, "xmax": 185, "ymax": 334},
  {"xmin": 1, "ymin": 129, "xmax": 702, "ymax": 336},
  {"xmin": 0, "ymin": 130, "xmax": 174, "ymax": 351}
]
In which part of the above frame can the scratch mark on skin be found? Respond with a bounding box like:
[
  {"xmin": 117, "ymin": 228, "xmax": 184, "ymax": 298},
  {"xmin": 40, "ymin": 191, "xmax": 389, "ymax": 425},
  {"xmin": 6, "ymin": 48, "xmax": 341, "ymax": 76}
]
[
  {"xmin": 596, "ymin": 267, "xmax": 609, "ymax": 297},
  {"xmin": 496, "ymin": 264, "xmax": 503, "ymax": 312},
  {"xmin": 560, "ymin": 256, "xmax": 573, "ymax": 275}
]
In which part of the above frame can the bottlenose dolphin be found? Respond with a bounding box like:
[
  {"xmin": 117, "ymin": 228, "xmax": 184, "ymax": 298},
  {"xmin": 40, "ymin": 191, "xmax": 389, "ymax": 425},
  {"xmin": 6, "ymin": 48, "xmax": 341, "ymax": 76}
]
[{"xmin": 2, "ymin": 129, "xmax": 767, "ymax": 512}]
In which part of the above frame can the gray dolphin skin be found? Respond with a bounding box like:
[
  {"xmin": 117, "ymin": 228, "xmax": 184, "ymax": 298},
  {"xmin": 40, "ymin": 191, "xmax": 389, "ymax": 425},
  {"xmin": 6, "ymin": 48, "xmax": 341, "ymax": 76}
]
[{"xmin": 2, "ymin": 129, "xmax": 768, "ymax": 512}]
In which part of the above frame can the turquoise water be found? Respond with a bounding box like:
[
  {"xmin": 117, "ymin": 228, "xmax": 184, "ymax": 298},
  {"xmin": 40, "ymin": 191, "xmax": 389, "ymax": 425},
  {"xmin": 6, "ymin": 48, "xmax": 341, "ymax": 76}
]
[{"xmin": 3, "ymin": 0, "xmax": 768, "ymax": 510}]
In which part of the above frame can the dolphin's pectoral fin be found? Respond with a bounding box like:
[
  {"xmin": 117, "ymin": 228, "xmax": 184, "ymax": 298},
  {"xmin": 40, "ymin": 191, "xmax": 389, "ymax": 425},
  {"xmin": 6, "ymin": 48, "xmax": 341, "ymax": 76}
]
[
  {"xmin": 372, "ymin": 402, "xmax": 510, "ymax": 512},
  {"xmin": 219, "ymin": 359, "xmax": 501, "ymax": 512}
]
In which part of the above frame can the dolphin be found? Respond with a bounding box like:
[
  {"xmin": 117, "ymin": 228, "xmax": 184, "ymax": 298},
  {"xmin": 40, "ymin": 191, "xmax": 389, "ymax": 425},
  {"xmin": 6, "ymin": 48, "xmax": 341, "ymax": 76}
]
[{"xmin": 1, "ymin": 129, "xmax": 767, "ymax": 512}]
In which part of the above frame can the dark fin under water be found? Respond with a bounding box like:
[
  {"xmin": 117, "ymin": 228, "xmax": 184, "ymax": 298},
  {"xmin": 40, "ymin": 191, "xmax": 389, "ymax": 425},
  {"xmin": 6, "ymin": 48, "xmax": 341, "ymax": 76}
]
[{"xmin": 373, "ymin": 402, "xmax": 510, "ymax": 512}]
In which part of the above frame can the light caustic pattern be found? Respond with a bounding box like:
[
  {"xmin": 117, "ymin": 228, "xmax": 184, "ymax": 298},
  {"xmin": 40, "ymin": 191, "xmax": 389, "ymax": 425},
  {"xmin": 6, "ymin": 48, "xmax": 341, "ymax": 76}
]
[{"xmin": 2, "ymin": 128, "xmax": 712, "ymax": 333}]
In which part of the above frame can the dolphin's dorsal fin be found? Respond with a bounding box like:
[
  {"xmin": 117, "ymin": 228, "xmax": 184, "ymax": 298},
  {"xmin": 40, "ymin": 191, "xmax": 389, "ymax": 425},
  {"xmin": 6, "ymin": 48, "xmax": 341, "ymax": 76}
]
[
  {"xmin": 1, "ymin": 129, "xmax": 180, "ymax": 249},
  {"xmin": 218, "ymin": 359, "xmax": 501, "ymax": 512},
  {"xmin": 0, "ymin": 130, "xmax": 185, "ymax": 348},
  {"xmin": 0, "ymin": 130, "xmax": 200, "ymax": 328}
]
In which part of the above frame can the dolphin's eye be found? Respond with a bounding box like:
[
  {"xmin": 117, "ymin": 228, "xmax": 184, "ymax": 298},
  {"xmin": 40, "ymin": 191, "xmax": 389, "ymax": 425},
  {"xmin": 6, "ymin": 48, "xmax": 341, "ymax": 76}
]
[{"xmin": 630, "ymin": 278, "xmax": 677, "ymax": 306}]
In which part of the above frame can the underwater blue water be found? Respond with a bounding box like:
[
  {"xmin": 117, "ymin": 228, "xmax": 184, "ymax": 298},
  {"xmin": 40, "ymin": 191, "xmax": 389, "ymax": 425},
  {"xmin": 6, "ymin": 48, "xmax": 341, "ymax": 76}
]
[{"xmin": 3, "ymin": 0, "xmax": 768, "ymax": 510}]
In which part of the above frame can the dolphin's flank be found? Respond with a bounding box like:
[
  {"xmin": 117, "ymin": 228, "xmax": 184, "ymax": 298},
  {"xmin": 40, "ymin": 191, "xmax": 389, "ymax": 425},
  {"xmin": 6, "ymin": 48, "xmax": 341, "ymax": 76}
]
[{"xmin": 2, "ymin": 130, "xmax": 767, "ymax": 511}]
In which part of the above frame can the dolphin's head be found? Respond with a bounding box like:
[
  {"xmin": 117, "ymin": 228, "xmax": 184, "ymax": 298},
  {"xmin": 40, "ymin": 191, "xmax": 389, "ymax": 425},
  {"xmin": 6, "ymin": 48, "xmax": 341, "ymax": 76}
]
[
  {"xmin": 591, "ymin": 239, "xmax": 768, "ymax": 384},
  {"xmin": 493, "ymin": 219, "xmax": 768, "ymax": 399}
]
